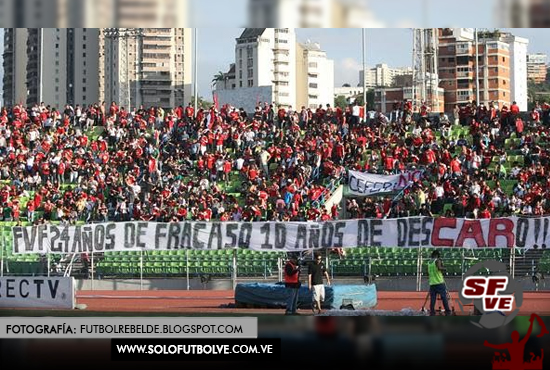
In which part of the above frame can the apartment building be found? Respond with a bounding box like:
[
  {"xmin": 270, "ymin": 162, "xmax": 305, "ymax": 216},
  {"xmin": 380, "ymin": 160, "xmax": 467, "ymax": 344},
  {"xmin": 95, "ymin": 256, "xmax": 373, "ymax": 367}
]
[
  {"xmin": 101, "ymin": 28, "xmax": 192, "ymax": 109},
  {"xmin": 374, "ymin": 86, "xmax": 445, "ymax": 114},
  {"xmin": 359, "ymin": 64, "xmax": 413, "ymax": 89},
  {"xmin": 3, "ymin": 28, "xmax": 99, "ymax": 108},
  {"xmin": 215, "ymin": 28, "xmax": 335, "ymax": 113},
  {"xmin": 3, "ymin": 29, "xmax": 28, "ymax": 106},
  {"xmin": 334, "ymin": 86, "xmax": 363, "ymax": 102},
  {"xmin": 527, "ymin": 53, "xmax": 548, "ymax": 84},
  {"xmin": 214, "ymin": 28, "xmax": 296, "ymax": 112},
  {"xmin": 437, "ymin": 28, "xmax": 528, "ymax": 112},
  {"xmin": 296, "ymin": 41, "xmax": 334, "ymax": 109}
]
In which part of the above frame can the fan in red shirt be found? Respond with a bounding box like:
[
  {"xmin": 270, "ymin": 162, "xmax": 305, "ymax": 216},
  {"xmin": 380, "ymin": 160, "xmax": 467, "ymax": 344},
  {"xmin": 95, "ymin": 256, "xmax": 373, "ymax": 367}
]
[
  {"xmin": 423, "ymin": 147, "xmax": 437, "ymax": 165},
  {"xmin": 479, "ymin": 207, "xmax": 491, "ymax": 219},
  {"xmin": 185, "ymin": 103, "xmax": 194, "ymax": 120},
  {"xmin": 510, "ymin": 101, "xmax": 520, "ymax": 116},
  {"xmin": 109, "ymin": 101, "xmax": 119, "ymax": 117}
]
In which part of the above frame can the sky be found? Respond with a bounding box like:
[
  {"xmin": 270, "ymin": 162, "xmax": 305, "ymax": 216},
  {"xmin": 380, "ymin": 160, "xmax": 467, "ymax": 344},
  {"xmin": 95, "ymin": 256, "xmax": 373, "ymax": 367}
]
[
  {"xmin": 196, "ymin": 27, "xmax": 550, "ymax": 98},
  {"xmin": 0, "ymin": 25, "xmax": 549, "ymax": 103}
]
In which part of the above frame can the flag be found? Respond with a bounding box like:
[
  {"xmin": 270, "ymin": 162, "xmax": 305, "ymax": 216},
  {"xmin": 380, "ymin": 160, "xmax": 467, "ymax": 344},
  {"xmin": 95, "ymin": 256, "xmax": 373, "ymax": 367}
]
[{"xmin": 213, "ymin": 92, "xmax": 219, "ymax": 110}]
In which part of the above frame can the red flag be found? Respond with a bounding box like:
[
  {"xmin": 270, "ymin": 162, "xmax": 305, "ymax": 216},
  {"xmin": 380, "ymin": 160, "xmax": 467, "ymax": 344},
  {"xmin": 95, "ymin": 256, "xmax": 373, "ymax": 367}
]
[{"xmin": 213, "ymin": 93, "xmax": 219, "ymax": 110}]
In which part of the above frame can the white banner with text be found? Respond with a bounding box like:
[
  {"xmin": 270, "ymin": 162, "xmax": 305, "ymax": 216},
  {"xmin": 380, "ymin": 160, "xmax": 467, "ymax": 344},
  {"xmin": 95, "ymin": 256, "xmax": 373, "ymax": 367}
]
[
  {"xmin": 10, "ymin": 217, "xmax": 550, "ymax": 254},
  {"xmin": 0, "ymin": 277, "xmax": 75, "ymax": 309},
  {"xmin": 347, "ymin": 170, "xmax": 424, "ymax": 196}
]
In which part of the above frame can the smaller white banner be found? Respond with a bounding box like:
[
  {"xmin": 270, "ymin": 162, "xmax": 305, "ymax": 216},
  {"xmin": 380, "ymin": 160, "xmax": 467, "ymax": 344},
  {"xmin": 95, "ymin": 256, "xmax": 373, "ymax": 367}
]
[
  {"xmin": 347, "ymin": 170, "xmax": 423, "ymax": 196},
  {"xmin": 0, "ymin": 277, "xmax": 75, "ymax": 309}
]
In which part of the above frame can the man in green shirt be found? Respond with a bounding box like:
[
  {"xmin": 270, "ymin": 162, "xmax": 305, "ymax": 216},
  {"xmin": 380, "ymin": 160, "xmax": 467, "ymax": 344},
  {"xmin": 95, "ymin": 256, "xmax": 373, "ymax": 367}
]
[{"xmin": 428, "ymin": 250, "xmax": 451, "ymax": 316}]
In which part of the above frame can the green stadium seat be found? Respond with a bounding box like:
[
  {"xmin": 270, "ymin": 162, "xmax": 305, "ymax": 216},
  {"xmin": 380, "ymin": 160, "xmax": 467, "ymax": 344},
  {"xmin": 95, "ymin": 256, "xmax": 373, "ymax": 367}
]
[
  {"xmin": 369, "ymin": 260, "xmax": 381, "ymax": 276},
  {"xmin": 402, "ymin": 260, "xmax": 415, "ymax": 276},
  {"xmin": 187, "ymin": 261, "xmax": 200, "ymax": 275}
]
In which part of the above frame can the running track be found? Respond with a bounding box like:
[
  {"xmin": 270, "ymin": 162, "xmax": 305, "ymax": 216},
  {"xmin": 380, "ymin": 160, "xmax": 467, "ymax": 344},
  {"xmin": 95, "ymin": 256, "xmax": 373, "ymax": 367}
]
[{"xmin": 75, "ymin": 290, "xmax": 550, "ymax": 315}]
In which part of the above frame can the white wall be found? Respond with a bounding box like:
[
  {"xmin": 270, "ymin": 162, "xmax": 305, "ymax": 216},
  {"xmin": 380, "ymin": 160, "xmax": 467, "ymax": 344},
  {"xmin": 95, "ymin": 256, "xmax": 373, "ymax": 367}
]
[
  {"xmin": 510, "ymin": 38, "xmax": 529, "ymax": 111},
  {"xmin": 256, "ymin": 29, "xmax": 274, "ymax": 87},
  {"xmin": 215, "ymin": 85, "xmax": 272, "ymax": 113},
  {"xmin": 322, "ymin": 59, "xmax": 335, "ymax": 106},
  {"xmin": 299, "ymin": 44, "xmax": 334, "ymax": 109},
  {"xmin": 288, "ymin": 28, "xmax": 297, "ymax": 109}
]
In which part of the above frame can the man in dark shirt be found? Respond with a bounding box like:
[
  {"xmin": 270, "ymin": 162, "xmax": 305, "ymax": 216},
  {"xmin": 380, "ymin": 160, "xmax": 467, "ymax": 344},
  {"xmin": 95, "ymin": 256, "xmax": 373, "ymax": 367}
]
[
  {"xmin": 308, "ymin": 252, "xmax": 330, "ymax": 314},
  {"xmin": 284, "ymin": 255, "xmax": 301, "ymax": 315}
]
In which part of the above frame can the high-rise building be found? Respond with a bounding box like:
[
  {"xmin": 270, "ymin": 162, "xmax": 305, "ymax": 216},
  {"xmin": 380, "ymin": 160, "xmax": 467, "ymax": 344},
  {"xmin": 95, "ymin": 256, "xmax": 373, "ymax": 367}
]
[
  {"xmin": 100, "ymin": 28, "xmax": 192, "ymax": 109},
  {"xmin": 296, "ymin": 41, "xmax": 334, "ymax": 109},
  {"xmin": 3, "ymin": 29, "xmax": 29, "ymax": 106},
  {"xmin": 214, "ymin": 28, "xmax": 296, "ymax": 111},
  {"xmin": 437, "ymin": 28, "xmax": 529, "ymax": 112},
  {"xmin": 214, "ymin": 28, "xmax": 335, "ymax": 113},
  {"xmin": 0, "ymin": 0, "xmax": 187, "ymax": 27},
  {"xmin": 3, "ymin": 28, "xmax": 99, "ymax": 108},
  {"xmin": 500, "ymin": 33, "xmax": 528, "ymax": 111},
  {"xmin": 527, "ymin": 53, "xmax": 548, "ymax": 84},
  {"xmin": 247, "ymin": 0, "xmax": 383, "ymax": 28},
  {"xmin": 359, "ymin": 64, "xmax": 413, "ymax": 89}
]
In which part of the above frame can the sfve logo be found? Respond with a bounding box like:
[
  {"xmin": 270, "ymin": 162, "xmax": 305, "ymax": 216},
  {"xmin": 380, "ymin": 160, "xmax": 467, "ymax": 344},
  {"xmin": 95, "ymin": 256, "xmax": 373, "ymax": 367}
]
[
  {"xmin": 458, "ymin": 260, "xmax": 523, "ymax": 329},
  {"xmin": 462, "ymin": 276, "xmax": 514, "ymax": 312}
]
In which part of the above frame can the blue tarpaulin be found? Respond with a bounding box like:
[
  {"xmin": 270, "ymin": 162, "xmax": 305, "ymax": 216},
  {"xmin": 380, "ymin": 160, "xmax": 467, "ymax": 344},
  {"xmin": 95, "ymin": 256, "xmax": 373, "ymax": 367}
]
[{"xmin": 235, "ymin": 283, "xmax": 377, "ymax": 309}]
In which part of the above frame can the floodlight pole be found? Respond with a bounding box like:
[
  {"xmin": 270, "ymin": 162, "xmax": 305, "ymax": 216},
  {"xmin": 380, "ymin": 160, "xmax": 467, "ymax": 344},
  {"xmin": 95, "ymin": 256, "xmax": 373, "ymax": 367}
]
[
  {"xmin": 91, "ymin": 252, "xmax": 94, "ymax": 290},
  {"xmin": 186, "ymin": 248, "xmax": 190, "ymax": 290},
  {"xmin": 140, "ymin": 250, "xmax": 144, "ymax": 291},
  {"xmin": 0, "ymin": 227, "xmax": 4, "ymax": 278},
  {"xmin": 362, "ymin": 28, "xmax": 367, "ymax": 120},
  {"xmin": 194, "ymin": 28, "xmax": 198, "ymax": 115},
  {"xmin": 475, "ymin": 28, "xmax": 480, "ymax": 104}
]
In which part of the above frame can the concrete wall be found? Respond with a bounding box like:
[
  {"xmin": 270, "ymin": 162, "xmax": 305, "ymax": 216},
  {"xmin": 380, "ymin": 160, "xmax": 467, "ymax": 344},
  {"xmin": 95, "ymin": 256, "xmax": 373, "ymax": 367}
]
[
  {"xmin": 215, "ymin": 85, "xmax": 272, "ymax": 113},
  {"xmin": 509, "ymin": 37, "xmax": 529, "ymax": 111}
]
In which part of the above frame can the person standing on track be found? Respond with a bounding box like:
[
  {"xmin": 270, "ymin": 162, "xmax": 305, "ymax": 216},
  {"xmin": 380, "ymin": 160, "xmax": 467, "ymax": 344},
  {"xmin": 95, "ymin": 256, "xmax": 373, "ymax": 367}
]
[
  {"xmin": 428, "ymin": 250, "xmax": 452, "ymax": 316},
  {"xmin": 284, "ymin": 255, "xmax": 301, "ymax": 315},
  {"xmin": 308, "ymin": 252, "xmax": 330, "ymax": 314}
]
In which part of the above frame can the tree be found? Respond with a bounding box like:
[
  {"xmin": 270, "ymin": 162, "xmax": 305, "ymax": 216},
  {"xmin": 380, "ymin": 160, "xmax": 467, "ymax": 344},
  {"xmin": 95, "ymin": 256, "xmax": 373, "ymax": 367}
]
[
  {"xmin": 367, "ymin": 89, "xmax": 375, "ymax": 109},
  {"xmin": 190, "ymin": 96, "xmax": 213, "ymax": 109},
  {"xmin": 334, "ymin": 95, "xmax": 348, "ymax": 109},
  {"xmin": 352, "ymin": 89, "xmax": 375, "ymax": 109},
  {"xmin": 527, "ymin": 78, "xmax": 550, "ymax": 109},
  {"xmin": 211, "ymin": 71, "xmax": 225, "ymax": 89}
]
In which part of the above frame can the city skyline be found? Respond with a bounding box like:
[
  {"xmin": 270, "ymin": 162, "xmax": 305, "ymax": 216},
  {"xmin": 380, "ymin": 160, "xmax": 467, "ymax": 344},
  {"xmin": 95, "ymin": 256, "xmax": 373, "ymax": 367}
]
[
  {"xmin": 197, "ymin": 28, "xmax": 550, "ymax": 99},
  {"xmin": 1, "ymin": 28, "xmax": 550, "ymax": 107}
]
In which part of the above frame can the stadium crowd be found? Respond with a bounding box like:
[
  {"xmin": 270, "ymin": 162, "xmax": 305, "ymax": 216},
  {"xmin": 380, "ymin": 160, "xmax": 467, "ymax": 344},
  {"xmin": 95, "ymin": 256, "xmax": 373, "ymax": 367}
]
[{"xmin": 0, "ymin": 98, "xmax": 549, "ymax": 227}]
